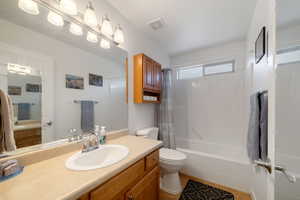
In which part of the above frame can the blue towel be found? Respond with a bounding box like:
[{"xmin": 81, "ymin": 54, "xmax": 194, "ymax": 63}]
[
  {"xmin": 81, "ymin": 101, "xmax": 94, "ymax": 132},
  {"xmin": 17, "ymin": 103, "xmax": 31, "ymax": 120}
]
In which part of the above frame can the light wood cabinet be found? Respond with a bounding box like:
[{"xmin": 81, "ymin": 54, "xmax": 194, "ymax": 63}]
[
  {"xmin": 90, "ymin": 160, "xmax": 145, "ymax": 200},
  {"xmin": 14, "ymin": 128, "xmax": 41, "ymax": 148},
  {"xmin": 134, "ymin": 54, "xmax": 162, "ymax": 104},
  {"xmin": 78, "ymin": 149, "xmax": 160, "ymax": 200},
  {"xmin": 126, "ymin": 167, "xmax": 160, "ymax": 200}
]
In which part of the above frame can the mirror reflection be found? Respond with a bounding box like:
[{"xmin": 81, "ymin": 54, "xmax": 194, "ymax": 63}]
[{"xmin": 0, "ymin": 0, "xmax": 128, "ymax": 154}]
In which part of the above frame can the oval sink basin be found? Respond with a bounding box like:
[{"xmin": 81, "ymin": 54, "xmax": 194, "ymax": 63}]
[{"xmin": 65, "ymin": 145, "xmax": 129, "ymax": 171}]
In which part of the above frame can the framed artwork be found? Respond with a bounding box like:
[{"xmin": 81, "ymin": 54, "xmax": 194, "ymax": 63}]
[
  {"xmin": 89, "ymin": 73, "xmax": 103, "ymax": 87},
  {"xmin": 26, "ymin": 83, "xmax": 41, "ymax": 92},
  {"xmin": 255, "ymin": 26, "xmax": 266, "ymax": 64},
  {"xmin": 8, "ymin": 86, "xmax": 22, "ymax": 95},
  {"xmin": 66, "ymin": 74, "xmax": 84, "ymax": 89}
]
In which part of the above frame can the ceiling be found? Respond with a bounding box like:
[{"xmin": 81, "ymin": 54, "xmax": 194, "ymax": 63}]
[{"xmin": 106, "ymin": 0, "xmax": 258, "ymax": 56}]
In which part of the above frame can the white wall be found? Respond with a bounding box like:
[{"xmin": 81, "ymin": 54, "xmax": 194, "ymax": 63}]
[
  {"xmin": 246, "ymin": 0, "xmax": 276, "ymax": 199},
  {"xmin": 0, "ymin": 19, "xmax": 128, "ymax": 139},
  {"xmin": 275, "ymin": 23, "xmax": 300, "ymax": 200},
  {"xmin": 171, "ymin": 41, "xmax": 248, "ymax": 159}
]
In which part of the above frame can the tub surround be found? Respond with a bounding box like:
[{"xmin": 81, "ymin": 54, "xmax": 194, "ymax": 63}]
[{"xmin": 0, "ymin": 135, "xmax": 163, "ymax": 200}]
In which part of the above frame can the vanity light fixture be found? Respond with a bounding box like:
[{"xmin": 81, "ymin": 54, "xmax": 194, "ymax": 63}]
[
  {"xmin": 101, "ymin": 16, "xmax": 113, "ymax": 37},
  {"xmin": 69, "ymin": 23, "xmax": 83, "ymax": 36},
  {"xmin": 84, "ymin": 2, "xmax": 98, "ymax": 28},
  {"xmin": 18, "ymin": 0, "xmax": 39, "ymax": 15},
  {"xmin": 100, "ymin": 38, "xmax": 110, "ymax": 49},
  {"xmin": 87, "ymin": 32, "xmax": 98, "ymax": 43},
  {"xmin": 59, "ymin": 0, "xmax": 78, "ymax": 16},
  {"xmin": 7, "ymin": 63, "xmax": 32, "ymax": 75},
  {"xmin": 16, "ymin": 0, "xmax": 125, "ymax": 49},
  {"xmin": 47, "ymin": 11, "xmax": 64, "ymax": 27},
  {"xmin": 113, "ymin": 25, "xmax": 124, "ymax": 44}
]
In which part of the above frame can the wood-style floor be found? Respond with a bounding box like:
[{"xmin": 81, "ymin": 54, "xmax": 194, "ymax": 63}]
[{"xmin": 160, "ymin": 173, "xmax": 252, "ymax": 200}]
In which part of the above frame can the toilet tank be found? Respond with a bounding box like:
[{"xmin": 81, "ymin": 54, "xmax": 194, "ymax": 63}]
[{"xmin": 136, "ymin": 127, "xmax": 159, "ymax": 140}]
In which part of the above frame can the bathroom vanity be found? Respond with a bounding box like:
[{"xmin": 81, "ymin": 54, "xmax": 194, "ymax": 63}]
[
  {"xmin": 0, "ymin": 135, "xmax": 162, "ymax": 200},
  {"xmin": 78, "ymin": 149, "xmax": 160, "ymax": 200}
]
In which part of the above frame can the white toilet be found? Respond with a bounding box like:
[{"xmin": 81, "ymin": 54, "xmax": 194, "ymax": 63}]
[{"xmin": 136, "ymin": 127, "xmax": 187, "ymax": 195}]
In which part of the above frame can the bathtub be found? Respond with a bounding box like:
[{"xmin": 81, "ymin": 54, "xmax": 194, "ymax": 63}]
[{"xmin": 176, "ymin": 138, "xmax": 252, "ymax": 193}]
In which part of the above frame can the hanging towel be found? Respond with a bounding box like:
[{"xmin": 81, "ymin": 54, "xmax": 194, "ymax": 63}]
[
  {"xmin": 247, "ymin": 93, "xmax": 260, "ymax": 161},
  {"xmin": 80, "ymin": 101, "xmax": 94, "ymax": 133},
  {"xmin": 0, "ymin": 90, "xmax": 16, "ymax": 153},
  {"xmin": 17, "ymin": 103, "xmax": 31, "ymax": 120},
  {"xmin": 259, "ymin": 91, "xmax": 268, "ymax": 161}
]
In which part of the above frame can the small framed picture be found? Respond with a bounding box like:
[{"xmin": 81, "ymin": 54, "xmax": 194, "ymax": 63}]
[
  {"xmin": 255, "ymin": 26, "xmax": 266, "ymax": 64},
  {"xmin": 89, "ymin": 73, "xmax": 103, "ymax": 87},
  {"xmin": 26, "ymin": 83, "xmax": 41, "ymax": 93},
  {"xmin": 8, "ymin": 86, "xmax": 22, "ymax": 95},
  {"xmin": 66, "ymin": 74, "xmax": 84, "ymax": 89}
]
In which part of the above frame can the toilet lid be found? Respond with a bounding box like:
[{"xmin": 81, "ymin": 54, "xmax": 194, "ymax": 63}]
[{"xmin": 159, "ymin": 148, "xmax": 186, "ymax": 161}]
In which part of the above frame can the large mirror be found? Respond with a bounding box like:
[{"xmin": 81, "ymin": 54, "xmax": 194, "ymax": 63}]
[{"xmin": 0, "ymin": 0, "xmax": 128, "ymax": 154}]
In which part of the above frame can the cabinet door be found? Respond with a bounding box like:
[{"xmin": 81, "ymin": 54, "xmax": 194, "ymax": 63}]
[
  {"xmin": 143, "ymin": 55, "xmax": 154, "ymax": 90},
  {"xmin": 126, "ymin": 167, "xmax": 160, "ymax": 200},
  {"xmin": 153, "ymin": 62, "xmax": 161, "ymax": 91},
  {"xmin": 90, "ymin": 160, "xmax": 144, "ymax": 200}
]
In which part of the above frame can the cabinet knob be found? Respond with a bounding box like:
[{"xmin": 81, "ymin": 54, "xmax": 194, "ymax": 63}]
[{"xmin": 128, "ymin": 195, "xmax": 134, "ymax": 200}]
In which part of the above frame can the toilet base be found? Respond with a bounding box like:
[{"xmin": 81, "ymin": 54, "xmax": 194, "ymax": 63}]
[{"xmin": 160, "ymin": 172, "xmax": 182, "ymax": 195}]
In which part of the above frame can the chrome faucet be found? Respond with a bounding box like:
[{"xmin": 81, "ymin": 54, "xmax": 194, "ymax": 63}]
[{"xmin": 81, "ymin": 132, "xmax": 99, "ymax": 153}]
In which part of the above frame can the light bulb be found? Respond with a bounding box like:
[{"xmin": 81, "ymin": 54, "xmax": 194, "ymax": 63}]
[
  {"xmin": 47, "ymin": 11, "xmax": 64, "ymax": 27},
  {"xmin": 69, "ymin": 23, "xmax": 83, "ymax": 36},
  {"xmin": 18, "ymin": 0, "xmax": 39, "ymax": 15},
  {"xmin": 87, "ymin": 32, "xmax": 98, "ymax": 43},
  {"xmin": 101, "ymin": 16, "xmax": 113, "ymax": 37},
  {"xmin": 60, "ymin": 0, "xmax": 77, "ymax": 16},
  {"xmin": 84, "ymin": 2, "xmax": 98, "ymax": 28},
  {"xmin": 100, "ymin": 38, "xmax": 110, "ymax": 49},
  {"xmin": 113, "ymin": 25, "xmax": 124, "ymax": 44}
]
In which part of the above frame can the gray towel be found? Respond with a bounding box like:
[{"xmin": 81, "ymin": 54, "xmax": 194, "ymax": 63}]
[
  {"xmin": 81, "ymin": 101, "xmax": 94, "ymax": 132},
  {"xmin": 259, "ymin": 91, "xmax": 268, "ymax": 161},
  {"xmin": 18, "ymin": 103, "xmax": 31, "ymax": 120},
  {"xmin": 247, "ymin": 93, "xmax": 260, "ymax": 161}
]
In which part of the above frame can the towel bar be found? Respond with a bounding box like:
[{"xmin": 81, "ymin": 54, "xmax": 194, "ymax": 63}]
[
  {"xmin": 254, "ymin": 160, "xmax": 297, "ymax": 183},
  {"xmin": 254, "ymin": 160, "xmax": 272, "ymax": 174},
  {"xmin": 74, "ymin": 100, "xmax": 99, "ymax": 104}
]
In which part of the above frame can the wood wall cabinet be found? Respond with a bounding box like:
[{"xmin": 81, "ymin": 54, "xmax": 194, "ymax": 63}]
[
  {"xmin": 77, "ymin": 149, "xmax": 160, "ymax": 200},
  {"xmin": 134, "ymin": 54, "xmax": 162, "ymax": 104}
]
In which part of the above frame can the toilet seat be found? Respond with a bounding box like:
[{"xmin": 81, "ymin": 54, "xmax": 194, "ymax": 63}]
[{"xmin": 159, "ymin": 148, "xmax": 186, "ymax": 165}]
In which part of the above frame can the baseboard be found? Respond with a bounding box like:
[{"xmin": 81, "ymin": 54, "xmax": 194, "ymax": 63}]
[{"xmin": 250, "ymin": 191, "xmax": 257, "ymax": 200}]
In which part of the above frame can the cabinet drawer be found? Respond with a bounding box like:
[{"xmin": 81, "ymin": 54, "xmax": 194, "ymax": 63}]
[
  {"xmin": 90, "ymin": 159, "xmax": 145, "ymax": 200},
  {"xmin": 145, "ymin": 150, "xmax": 159, "ymax": 172}
]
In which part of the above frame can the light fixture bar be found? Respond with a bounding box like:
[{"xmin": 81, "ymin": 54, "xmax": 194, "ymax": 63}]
[{"xmin": 31, "ymin": 0, "xmax": 119, "ymax": 45}]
